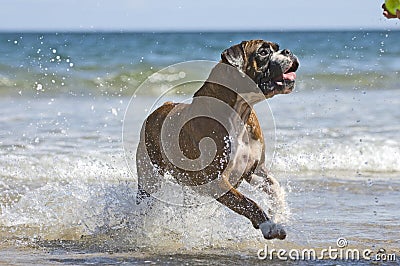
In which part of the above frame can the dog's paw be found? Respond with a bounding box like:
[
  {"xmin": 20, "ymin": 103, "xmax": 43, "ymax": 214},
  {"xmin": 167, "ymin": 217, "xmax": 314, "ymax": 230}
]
[{"xmin": 259, "ymin": 221, "xmax": 286, "ymax": 240}]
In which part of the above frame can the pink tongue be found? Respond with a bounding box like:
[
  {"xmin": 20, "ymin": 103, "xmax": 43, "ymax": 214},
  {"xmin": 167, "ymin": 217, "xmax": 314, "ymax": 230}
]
[{"xmin": 283, "ymin": 72, "xmax": 296, "ymax": 81}]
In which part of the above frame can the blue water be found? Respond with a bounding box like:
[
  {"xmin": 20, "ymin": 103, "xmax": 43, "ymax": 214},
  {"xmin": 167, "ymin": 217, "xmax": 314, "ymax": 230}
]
[
  {"xmin": 1, "ymin": 31, "xmax": 400, "ymax": 96},
  {"xmin": 0, "ymin": 31, "xmax": 399, "ymax": 264}
]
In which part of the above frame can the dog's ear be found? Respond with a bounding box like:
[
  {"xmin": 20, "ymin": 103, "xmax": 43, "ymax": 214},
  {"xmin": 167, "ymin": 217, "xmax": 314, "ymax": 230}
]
[{"xmin": 221, "ymin": 42, "xmax": 245, "ymax": 70}]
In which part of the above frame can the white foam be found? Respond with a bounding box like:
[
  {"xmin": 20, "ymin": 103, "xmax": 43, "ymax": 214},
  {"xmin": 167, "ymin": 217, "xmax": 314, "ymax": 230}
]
[
  {"xmin": 273, "ymin": 137, "xmax": 400, "ymax": 174},
  {"xmin": 0, "ymin": 172, "xmax": 289, "ymax": 251}
]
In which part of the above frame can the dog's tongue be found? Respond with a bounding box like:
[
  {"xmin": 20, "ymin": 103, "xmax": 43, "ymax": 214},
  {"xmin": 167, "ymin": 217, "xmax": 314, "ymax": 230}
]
[{"xmin": 283, "ymin": 72, "xmax": 296, "ymax": 81}]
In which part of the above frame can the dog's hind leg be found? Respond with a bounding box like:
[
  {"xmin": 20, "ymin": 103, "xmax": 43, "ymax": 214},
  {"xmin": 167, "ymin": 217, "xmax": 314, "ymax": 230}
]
[
  {"xmin": 135, "ymin": 134, "xmax": 162, "ymax": 205},
  {"xmin": 135, "ymin": 103, "xmax": 177, "ymax": 205}
]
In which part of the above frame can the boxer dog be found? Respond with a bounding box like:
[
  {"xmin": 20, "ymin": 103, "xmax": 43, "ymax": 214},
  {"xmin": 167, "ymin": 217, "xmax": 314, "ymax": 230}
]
[{"xmin": 135, "ymin": 40, "xmax": 299, "ymax": 240}]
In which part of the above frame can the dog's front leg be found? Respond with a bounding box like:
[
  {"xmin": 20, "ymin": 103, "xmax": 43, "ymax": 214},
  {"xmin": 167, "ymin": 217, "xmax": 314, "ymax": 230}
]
[
  {"xmin": 216, "ymin": 186, "xmax": 286, "ymax": 240},
  {"xmin": 245, "ymin": 165, "xmax": 287, "ymax": 218}
]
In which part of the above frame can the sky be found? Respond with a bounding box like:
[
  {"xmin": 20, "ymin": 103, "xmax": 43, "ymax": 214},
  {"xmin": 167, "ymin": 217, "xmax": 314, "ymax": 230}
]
[{"xmin": 0, "ymin": 0, "xmax": 399, "ymax": 31}]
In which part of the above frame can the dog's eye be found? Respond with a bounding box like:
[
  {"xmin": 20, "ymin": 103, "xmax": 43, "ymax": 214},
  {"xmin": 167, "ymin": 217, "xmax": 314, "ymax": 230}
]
[{"xmin": 258, "ymin": 49, "xmax": 269, "ymax": 57}]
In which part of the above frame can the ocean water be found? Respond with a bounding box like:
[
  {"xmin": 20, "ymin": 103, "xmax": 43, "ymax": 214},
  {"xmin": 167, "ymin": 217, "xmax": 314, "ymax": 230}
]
[{"xmin": 0, "ymin": 31, "xmax": 399, "ymax": 265}]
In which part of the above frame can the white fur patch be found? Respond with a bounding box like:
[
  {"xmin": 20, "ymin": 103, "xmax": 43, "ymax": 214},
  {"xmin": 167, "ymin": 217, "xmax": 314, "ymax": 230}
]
[{"xmin": 259, "ymin": 220, "xmax": 286, "ymax": 240}]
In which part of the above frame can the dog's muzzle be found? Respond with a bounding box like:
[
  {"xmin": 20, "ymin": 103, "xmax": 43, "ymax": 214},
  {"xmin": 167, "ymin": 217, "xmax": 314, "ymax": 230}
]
[{"xmin": 258, "ymin": 52, "xmax": 299, "ymax": 94}]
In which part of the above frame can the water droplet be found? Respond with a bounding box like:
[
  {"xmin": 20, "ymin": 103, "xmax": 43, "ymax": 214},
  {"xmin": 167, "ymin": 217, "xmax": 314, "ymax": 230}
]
[
  {"xmin": 111, "ymin": 108, "xmax": 118, "ymax": 116},
  {"xmin": 36, "ymin": 83, "xmax": 43, "ymax": 91}
]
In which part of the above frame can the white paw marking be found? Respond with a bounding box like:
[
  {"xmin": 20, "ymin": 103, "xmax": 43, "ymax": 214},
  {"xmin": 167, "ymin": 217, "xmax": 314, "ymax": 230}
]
[{"xmin": 259, "ymin": 221, "xmax": 286, "ymax": 240}]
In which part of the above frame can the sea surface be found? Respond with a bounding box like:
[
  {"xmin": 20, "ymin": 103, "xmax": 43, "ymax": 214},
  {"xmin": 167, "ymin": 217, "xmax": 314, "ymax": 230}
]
[{"xmin": 0, "ymin": 31, "xmax": 399, "ymax": 265}]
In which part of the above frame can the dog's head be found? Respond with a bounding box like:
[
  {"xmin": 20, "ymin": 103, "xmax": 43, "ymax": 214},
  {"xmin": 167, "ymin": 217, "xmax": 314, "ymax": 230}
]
[{"xmin": 221, "ymin": 40, "xmax": 299, "ymax": 98}]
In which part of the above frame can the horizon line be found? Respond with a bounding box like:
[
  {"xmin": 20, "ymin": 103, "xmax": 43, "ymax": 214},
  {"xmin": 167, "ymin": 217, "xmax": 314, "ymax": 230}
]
[{"xmin": 0, "ymin": 27, "xmax": 398, "ymax": 34}]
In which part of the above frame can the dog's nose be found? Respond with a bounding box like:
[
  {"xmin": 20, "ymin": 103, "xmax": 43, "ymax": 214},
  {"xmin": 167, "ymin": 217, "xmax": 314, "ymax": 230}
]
[{"xmin": 281, "ymin": 49, "xmax": 292, "ymax": 56}]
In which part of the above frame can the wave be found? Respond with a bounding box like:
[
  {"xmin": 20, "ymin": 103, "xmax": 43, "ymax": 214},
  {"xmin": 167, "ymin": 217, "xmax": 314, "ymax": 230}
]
[
  {"xmin": 0, "ymin": 152, "xmax": 289, "ymax": 253},
  {"xmin": 0, "ymin": 138, "xmax": 398, "ymax": 254},
  {"xmin": 0, "ymin": 66, "xmax": 399, "ymax": 97},
  {"xmin": 273, "ymin": 137, "xmax": 400, "ymax": 174}
]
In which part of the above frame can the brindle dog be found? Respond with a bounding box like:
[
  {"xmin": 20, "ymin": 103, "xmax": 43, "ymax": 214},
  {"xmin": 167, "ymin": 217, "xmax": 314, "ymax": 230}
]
[{"xmin": 136, "ymin": 40, "xmax": 299, "ymax": 240}]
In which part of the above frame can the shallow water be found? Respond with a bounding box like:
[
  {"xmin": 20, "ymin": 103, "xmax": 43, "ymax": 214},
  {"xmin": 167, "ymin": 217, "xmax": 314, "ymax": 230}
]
[
  {"xmin": 0, "ymin": 31, "xmax": 399, "ymax": 264},
  {"xmin": 0, "ymin": 92, "xmax": 398, "ymax": 264},
  {"xmin": 0, "ymin": 176, "xmax": 398, "ymax": 265}
]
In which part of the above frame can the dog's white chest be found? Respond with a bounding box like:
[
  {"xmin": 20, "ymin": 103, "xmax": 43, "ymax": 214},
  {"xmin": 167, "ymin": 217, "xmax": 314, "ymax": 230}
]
[{"xmin": 227, "ymin": 127, "xmax": 263, "ymax": 179}]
